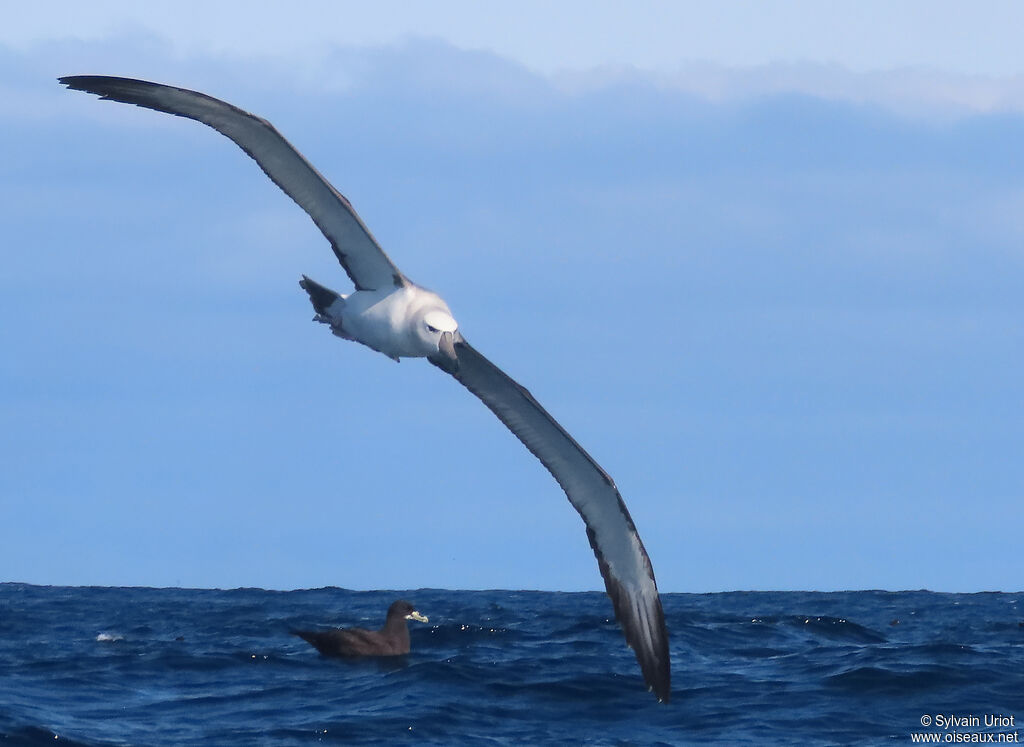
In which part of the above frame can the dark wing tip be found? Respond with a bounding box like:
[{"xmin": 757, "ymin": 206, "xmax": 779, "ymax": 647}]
[
  {"xmin": 586, "ymin": 525, "xmax": 671, "ymax": 702},
  {"xmin": 58, "ymin": 76, "xmax": 231, "ymax": 123},
  {"xmin": 58, "ymin": 76, "xmax": 182, "ymax": 114},
  {"xmin": 58, "ymin": 74, "xmax": 95, "ymax": 88},
  {"xmin": 611, "ymin": 581, "xmax": 671, "ymax": 702},
  {"xmin": 633, "ymin": 620, "xmax": 671, "ymax": 702},
  {"xmin": 59, "ymin": 75, "xmax": 147, "ymax": 96}
]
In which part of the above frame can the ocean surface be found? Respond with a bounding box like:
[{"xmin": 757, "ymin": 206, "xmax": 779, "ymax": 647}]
[{"xmin": 0, "ymin": 585, "xmax": 1021, "ymax": 745}]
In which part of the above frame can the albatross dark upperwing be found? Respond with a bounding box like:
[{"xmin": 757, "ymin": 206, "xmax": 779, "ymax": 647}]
[
  {"xmin": 58, "ymin": 75, "xmax": 404, "ymax": 292},
  {"xmin": 439, "ymin": 336, "xmax": 671, "ymax": 702}
]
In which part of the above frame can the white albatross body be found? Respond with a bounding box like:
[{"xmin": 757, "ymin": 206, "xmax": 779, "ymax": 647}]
[
  {"xmin": 316, "ymin": 282, "xmax": 458, "ymax": 361},
  {"xmin": 60, "ymin": 75, "xmax": 672, "ymax": 702}
]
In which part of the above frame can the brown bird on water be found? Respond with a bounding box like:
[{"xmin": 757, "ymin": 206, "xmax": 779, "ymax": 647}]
[{"xmin": 293, "ymin": 600, "xmax": 429, "ymax": 657}]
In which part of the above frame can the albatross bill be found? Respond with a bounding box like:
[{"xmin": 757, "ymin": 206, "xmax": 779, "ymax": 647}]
[{"xmin": 59, "ymin": 75, "xmax": 672, "ymax": 702}]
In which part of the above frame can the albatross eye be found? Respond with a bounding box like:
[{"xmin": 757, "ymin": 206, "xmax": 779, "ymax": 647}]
[{"xmin": 426, "ymin": 324, "xmax": 439, "ymax": 333}]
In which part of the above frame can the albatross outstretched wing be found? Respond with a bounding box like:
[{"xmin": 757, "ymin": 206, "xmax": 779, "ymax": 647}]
[
  {"xmin": 61, "ymin": 74, "xmax": 671, "ymax": 700},
  {"xmin": 440, "ymin": 337, "xmax": 671, "ymax": 702},
  {"xmin": 58, "ymin": 75, "xmax": 405, "ymax": 292}
]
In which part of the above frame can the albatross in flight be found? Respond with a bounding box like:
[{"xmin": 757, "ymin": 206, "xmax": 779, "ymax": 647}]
[{"xmin": 59, "ymin": 76, "xmax": 671, "ymax": 702}]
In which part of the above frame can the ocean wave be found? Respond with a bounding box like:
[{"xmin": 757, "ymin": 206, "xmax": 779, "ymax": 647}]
[{"xmin": 1, "ymin": 586, "xmax": 1021, "ymax": 745}]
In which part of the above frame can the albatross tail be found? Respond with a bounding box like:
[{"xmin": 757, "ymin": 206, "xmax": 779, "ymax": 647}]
[
  {"xmin": 299, "ymin": 275, "xmax": 355, "ymax": 342},
  {"xmin": 299, "ymin": 275, "xmax": 343, "ymax": 317}
]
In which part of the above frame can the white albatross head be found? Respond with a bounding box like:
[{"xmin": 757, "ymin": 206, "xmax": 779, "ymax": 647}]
[{"xmin": 420, "ymin": 307, "xmax": 460, "ymax": 374}]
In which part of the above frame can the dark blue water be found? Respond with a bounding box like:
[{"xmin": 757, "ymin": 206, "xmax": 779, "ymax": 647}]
[{"xmin": 1, "ymin": 585, "xmax": 1021, "ymax": 745}]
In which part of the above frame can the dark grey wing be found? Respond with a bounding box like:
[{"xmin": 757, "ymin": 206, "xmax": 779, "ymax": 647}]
[
  {"xmin": 59, "ymin": 75, "xmax": 405, "ymax": 292},
  {"xmin": 439, "ymin": 337, "xmax": 670, "ymax": 702}
]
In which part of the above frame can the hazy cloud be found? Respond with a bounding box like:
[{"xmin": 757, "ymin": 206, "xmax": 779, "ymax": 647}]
[{"xmin": 7, "ymin": 34, "xmax": 1024, "ymax": 120}]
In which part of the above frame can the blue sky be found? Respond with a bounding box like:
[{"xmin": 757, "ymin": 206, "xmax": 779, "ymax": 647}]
[{"xmin": 2, "ymin": 3, "xmax": 1022, "ymax": 591}]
